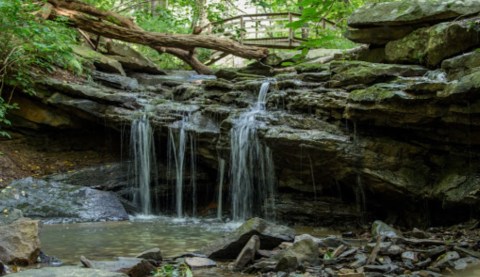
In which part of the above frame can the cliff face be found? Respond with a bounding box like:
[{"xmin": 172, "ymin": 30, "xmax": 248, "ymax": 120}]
[{"xmin": 6, "ymin": 0, "xmax": 480, "ymax": 226}]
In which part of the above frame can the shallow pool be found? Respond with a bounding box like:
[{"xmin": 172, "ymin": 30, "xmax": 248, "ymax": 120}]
[{"xmin": 40, "ymin": 216, "xmax": 241, "ymax": 264}]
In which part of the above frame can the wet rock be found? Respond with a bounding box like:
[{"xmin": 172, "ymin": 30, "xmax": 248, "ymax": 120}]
[
  {"xmin": 232, "ymin": 235, "xmax": 260, "ymax": 270},
  {"xmin": 92, "ymin": 71, "xmax": 139, "ymax": 90},
  {"xmin": 385, "ymin": 19, "xmax": 480, "ymax": 67},
  {"xmin": 0, "ymin": 178, "xmax": 128, "ymax": 223},
  {"xmin": 83, "ymin": 257, "xmax": 155, "ymax": 277},
  {"xmin": 215, "ymin": 68, "xmax": 264, "ymax": 81},
  {"xmin": 328, "ymin": 61, "xmax": 427, "ymax": 87},
  {"xmin": 371, "ymin": 220, "xmax": 402, "ymax": 238},
  {"xmin": 350, "ymin": 253, "xmax": 368, "ymax": 268},
  {"xmin": 136, "ymin": 248, "xmax": 162, "ymax": 261},
  {"xmin": 0, "ymin": 261, "xmax": 6, "ymax": 276},
  {"xmin": 453, "ymin": 256, "xmax": 480, "ymax": 270},
  {"xmin": 202, "ymin": 217, "xmax": 295, "ymax": 259},
  {"xmin": 275, "ymin": 239, "xmax": 319, "ymax": 272},
  {"xmin": 401, "ymin": 251, "xmax": 419, "ymax": 263},
  {"xmin": 431, "ymin": 251, "xmax": 460, "ymax": 268},
  {"xmin": 0, "ymin": 218, "xmax": 40, "ymax": 265},
  {"xmin": 348, "ymin": 0, "xmax": 480, "ymax": 28},
  {"xmin": 47, "ymin": 163, "xmax": 129, "ymax": 192},
  {"xmin": 184, "ymin": 257, "xmax": 216, "ymax": 269},
  {"xmin": 37, "ymin": 251, "xmax": 63, "ymax": 266},
  {"xmin": 0, "ymin": 207, "xmax": 23, "ymax": 225},
  {"xmin": 442, "ymin": 51, "xmax": 480, "ymax": 80},
  {"xmin": 440, "ymin": 69, "xmax": 480, "ymax": 99},
  {"xmin": 8, "ymin": 266, "xmax": 128, "ymax": 277},
  {"xmin": 295, "ymin": 234, "xmax": 347, "ymax": 248}
]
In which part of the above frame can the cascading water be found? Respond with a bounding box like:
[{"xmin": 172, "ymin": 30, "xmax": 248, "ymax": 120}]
[
  {"xmin": 167, "ymin": 115, "xmax": 197, "ymax": 218},
  {"xmin": 230, "ymin": 81, "xmax": 276, "ymax": 221},
  {"xmin": 130, "ymin": 113, "xmax": 156, "ymax": 215}
]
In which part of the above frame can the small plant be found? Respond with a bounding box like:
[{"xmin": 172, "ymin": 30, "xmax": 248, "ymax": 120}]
[{"xmin": 152, "ymin": 263, "xmax": 193, "ymax": 277}]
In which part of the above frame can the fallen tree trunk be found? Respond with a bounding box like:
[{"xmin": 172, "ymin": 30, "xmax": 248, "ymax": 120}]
[
  {"xmin": 45, "ymin": 0, "xmax": 268, "ymax": 73},
  {"xmin": 157, "ymin": 47, "xmax": 213, "ymax": 75}
]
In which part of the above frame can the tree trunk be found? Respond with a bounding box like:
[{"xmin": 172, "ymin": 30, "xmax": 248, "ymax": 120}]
[{"xmin": 46, "ymin": 0, "xmax": 268, "ymax": 72}]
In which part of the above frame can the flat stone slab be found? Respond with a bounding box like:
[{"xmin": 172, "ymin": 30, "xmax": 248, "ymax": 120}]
[
  {"xmin": 185, "ymin": 257, "xmax": 216, "ymax": 268},
  {"xmin": 348, "ymin": 0, "xmax": 480, "ymax": 28}
]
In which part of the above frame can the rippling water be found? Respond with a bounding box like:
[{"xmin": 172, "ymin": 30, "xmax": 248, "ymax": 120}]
[{"xmin": 40, "ymin": 216, "xmax": 241, "ymax": 264}]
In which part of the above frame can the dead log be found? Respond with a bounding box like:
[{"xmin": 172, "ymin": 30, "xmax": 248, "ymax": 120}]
[{"xmin": 157, "ymin": 47, "xmax": 213, "ymax": 75}]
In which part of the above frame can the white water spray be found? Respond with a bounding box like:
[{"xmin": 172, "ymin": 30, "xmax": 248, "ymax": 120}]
[
  {"xmin": 130, "ymin": 114, "xmax": 156, "ymax": 215},
  {"xmin": 230, "ymin": 81, "xmax": 276, "ymax": 221}
]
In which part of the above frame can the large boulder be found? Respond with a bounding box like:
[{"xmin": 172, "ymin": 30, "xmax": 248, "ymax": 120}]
[
  {"xmin": 385, "ymin": 19, "xmax": 480, "ymax": 67},
  {"xmin": 104, "ymin": 41, "xmax": 166, "ymax": 75},
  {"xmin": 201, "ymin": 218, "xmax": 295, "ymax": 259},
  {"xmin": 274, "ymin": 239, "xmax": 319, "ymax": 272},
  {"xmin": 0, "ymin": 178, "xmax": 128, "ymax": 223},
  {"xmin": 7, "ymin": 266, "xmax": 128, "ymax": 277},
  {"xmin": 0, "ymin": 218, "xmax": 40, "ymax": 265},
  {"xmin": 348, "ymin": 0, "xmax": 480, "ymax": 28}
]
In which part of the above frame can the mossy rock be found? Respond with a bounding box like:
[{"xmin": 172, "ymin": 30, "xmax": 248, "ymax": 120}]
[
  {"xmin": 349, "ymin": 85, "xmax": 399, "ymax": 103},
  {"xmin": 329, "ymin": 61, "xmax": 427, "ymax": 88},
  {"xmin": 215, "ymin": 68, "xmax": 264, "ymax": 81},
  {"xmin": 294, "ymin": 63, "xmax": 330, "ymax": 74},
  {"xmin": 386, "ymin": 19, "xmax": 480, "ymax": 67},
  {"xmin": 348, "ymin": 0, "xmax": 480, "ymax": 28},
  {"xmin": 72, "ymin": 45, "xmax": 125, "ymax": 76}
]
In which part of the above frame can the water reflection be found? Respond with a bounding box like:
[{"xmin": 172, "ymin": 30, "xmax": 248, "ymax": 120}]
[{"xmin": 40, "ymin": 217, "xmax": 239, "ymax": 264}]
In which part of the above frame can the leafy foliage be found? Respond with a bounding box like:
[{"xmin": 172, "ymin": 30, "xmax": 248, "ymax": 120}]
[
  {"xmin": 0, "ymin": 0, "xmax": 81, "ymax": 137},
  {"xmin": 152, "ymin": 263, "xmax": 193, "ymax": 277}
]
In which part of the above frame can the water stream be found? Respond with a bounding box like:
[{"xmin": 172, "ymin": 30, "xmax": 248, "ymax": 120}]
[
  {"xmin": 129, "ymin": 114, "xmax": 156, "ymax": 215},
  {"xmin": 230, "ymin": 81, "xmax": 276, "ymax": 221},
  {"xmin": 167, "ymin": 116, "xmax": 198, "ymax": 218}
]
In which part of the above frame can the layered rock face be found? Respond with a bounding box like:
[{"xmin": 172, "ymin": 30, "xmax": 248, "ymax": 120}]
[{"xmin": 6, "ymin": 0, "xmax": 480, "ymax": 226}]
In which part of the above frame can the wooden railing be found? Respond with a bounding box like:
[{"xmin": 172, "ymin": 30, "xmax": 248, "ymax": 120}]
[{"xmin": 202, "ymin": 12, "xmax": 336, "ymax": 49}]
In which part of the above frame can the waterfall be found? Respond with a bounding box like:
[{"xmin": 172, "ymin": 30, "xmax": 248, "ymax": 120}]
[
  {"xmin": 230, "ymin": 81, "xmax": 276, "ymax": 221},
  {"xmin": 130, "ymin": 114, "xmax": 156, "ymax": 215},
  {"xmin": 217, "ymin": 158, "xmax": 226, "ymax": 220},
  {"xmin": 167, "ymin": 115, "xmax": 197, "ymax": 218}
]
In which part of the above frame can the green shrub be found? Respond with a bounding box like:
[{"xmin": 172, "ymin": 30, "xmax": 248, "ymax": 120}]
[{"xmin": 0, "ymin": 0, "xmax": 81, "ymax": 137}]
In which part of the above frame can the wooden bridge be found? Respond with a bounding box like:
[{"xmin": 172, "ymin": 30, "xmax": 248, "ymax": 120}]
[{"xmin": 202, "ymin": 12, "xmax": 336, "ymax": 49}]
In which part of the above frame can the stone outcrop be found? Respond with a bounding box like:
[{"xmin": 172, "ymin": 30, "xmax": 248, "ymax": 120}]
[
  {"xmin": 385, "ymin": 18, "xmax": 480, "ymax": 67},
  {"xmin": 346, "ymin": 0, "xmax": 480, "ymax": 70},
  {"xmin": 0, "ymin": 178, "xmax": 128, "ymax": 223}
]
